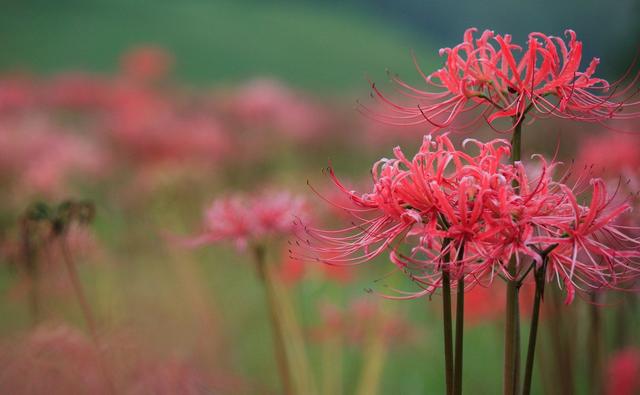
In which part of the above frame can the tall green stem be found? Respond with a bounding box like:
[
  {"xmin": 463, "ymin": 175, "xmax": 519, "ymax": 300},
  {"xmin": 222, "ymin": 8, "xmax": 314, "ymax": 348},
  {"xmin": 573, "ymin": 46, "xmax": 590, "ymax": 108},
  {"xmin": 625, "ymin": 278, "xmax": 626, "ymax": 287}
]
[
  {"xmin": 441, "ymin": 239, "xmax": 454, "ymax": 395},
  {"xmin": 522, "ymin": 256, "xmax": 548, "ymax": 395},
  {"xmin": 587, "ymin": 292, "xmax": 603, "ymax": 395},
  {"xmin": 453, "ymin": 243, "xmax": 465, "ymax": 395},
  {"xmin": 504, "ymin": 118, "xmax": 523, "ymax": 395},
  {"xmin": 254, "ymin": 245, "xmax": 293, "ymax": 395}
]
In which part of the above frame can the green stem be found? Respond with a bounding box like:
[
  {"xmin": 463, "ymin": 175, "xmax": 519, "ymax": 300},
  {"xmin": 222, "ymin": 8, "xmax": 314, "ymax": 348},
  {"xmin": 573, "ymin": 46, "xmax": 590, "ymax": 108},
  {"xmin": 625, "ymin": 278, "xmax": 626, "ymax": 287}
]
[
  {"xmin": 254, "ymin": 245, "xmax": 293, "ymax": 395},
  {"xmin": 522, "ymin": 258, "xmax": 547, "ymax": 395},
  {"xmin": 441, "ymin": 239, "xmax": 454, "ymax": 395},
  {"xmin": 511, "ymin": 118, "xmax": 522, "ymax": 163},
  {"xmin": 504, "ymin": 117, "xmax": 523, "ymax": 395},
  {"xmin": 548, "ymin": 289, "xmax": 575, "ymax": 395},
  {"xmin": 587, "ymin": 292, "xmax": 603, "ymax": 395},
  {"xmin": 453, "ymin": 243, "xmax": 465, "ymax": 395},
  {"xmin": 504, "ymin": 260, "xmax": 520, "ymax": 395}
]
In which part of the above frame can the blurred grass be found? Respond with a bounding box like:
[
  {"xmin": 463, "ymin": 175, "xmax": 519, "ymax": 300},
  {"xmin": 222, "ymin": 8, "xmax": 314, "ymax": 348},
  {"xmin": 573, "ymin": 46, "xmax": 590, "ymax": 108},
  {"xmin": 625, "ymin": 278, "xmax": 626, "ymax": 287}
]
[{"xmin": 0, "ymin": 0, "xmax": 437, "ymax": 92}]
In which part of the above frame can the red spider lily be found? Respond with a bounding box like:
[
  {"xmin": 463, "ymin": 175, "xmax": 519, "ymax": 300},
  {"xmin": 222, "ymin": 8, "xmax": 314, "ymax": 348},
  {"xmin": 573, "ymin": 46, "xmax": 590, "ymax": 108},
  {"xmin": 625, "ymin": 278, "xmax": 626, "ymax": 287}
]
[
  {"xmin": 362, "ymin": 28, "xmax": 640, "ymax": 132},
  {"xmin": 189, "ymin": 191, "xmax": 308, "ymax": 251},
  {"xmin": 296, "ymin": 134, "xmax": 640, "ymax": 301}
]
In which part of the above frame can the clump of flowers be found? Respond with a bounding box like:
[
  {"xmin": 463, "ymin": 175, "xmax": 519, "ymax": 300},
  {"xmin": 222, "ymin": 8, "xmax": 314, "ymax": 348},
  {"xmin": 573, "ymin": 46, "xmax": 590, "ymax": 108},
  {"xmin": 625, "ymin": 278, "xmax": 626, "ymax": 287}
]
[
  {"xmin": 363, "ymin": 28, "xmax": 639, "ymax": 131},
  {"xmin": 298, "ymin": 133, "xmax": 640, "ymax": 302},
  {"xmin": 297, "ymin": 132, "xmax": 640, "ymax": 395}
]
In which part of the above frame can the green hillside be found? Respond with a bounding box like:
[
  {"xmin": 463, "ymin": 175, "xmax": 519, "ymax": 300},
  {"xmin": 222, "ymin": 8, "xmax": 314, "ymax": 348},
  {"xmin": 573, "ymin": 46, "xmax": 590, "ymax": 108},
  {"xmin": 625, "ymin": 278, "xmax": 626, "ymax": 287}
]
[{"xmin": 0, "ymin": 0, "xmax": 438, "ymax": 91}]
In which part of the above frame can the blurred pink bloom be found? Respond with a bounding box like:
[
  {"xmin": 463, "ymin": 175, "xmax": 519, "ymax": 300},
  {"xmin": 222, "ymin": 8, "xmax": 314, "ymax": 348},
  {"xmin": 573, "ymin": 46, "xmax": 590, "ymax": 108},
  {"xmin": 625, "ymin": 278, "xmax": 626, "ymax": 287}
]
[
  {"xmin": 43, "ymin": 73, "xmax": 111, "ymax": 110},
  {"xmin": 0, "ymin": 75, "xmax": 36, "ymax": 112},
  {"xmin": 0, "ymin": 324, "xmax": 110, "ymax": 395},
  {"xmin": 0, "ymin": 119, "xmax": 110, "ymax": 197},
  {"xmin": 190, "ymin": 191, "xmax": 309, "ymax": 251},
  {"xmin": 462, "ymin": 283, "xmax": 506, "ymax": 326},
  {"xmin": 606, "ymin": 347, "xmax": 640, "ymax": 395},
  {"xmin": 312, "ymin": 299, "xmax": 414, "ymax": 346},
  {"xmin": 105, "ymin": 82, "xmax": 231, "ymax": 169},
  {"xmin": 576, "ymin": 132, "xmax": 640, "ymax": 176},
  {"xmin": 120, "ymin": 45, "xmax": 173, "ymax": 82},
  {"xmin": 126, "ymin": 359, "xmax": 219, "ymax": 395},
  {"xmin": 574, "ymin": 132, "xmax": 640, "ymax": 231},
  {"xmin": 226, "ymin": 78, "xmax": 325, "ymax": 141},
  {"xmin": 297, "ymin": 134, "xmax": 640, "ymax": 301},
  {"xmin": 363, "ymin": 28, "xmax": 639, "ymax": 131}
]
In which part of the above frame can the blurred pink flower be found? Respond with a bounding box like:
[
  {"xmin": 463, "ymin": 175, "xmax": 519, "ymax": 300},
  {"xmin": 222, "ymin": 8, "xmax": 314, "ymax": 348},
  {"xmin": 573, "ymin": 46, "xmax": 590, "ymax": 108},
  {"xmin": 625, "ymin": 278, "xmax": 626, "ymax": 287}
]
[
  {"xmin": 363, "ymin": 28, "xmax": 639, "ymax": 131},
  {"xmin": 0, "ymin": 324, "xmax": 110, "ymax": 395},
  {"xmin": 43, "ymin": 73, "xmax": 111, "ymax": 110},
  {"xmin": 190, "ymin": 190, "xmax": 309, "ymax": 251},
  {"xmin": 0, "ymin": 119, "xmax": 110, "ymax": 197},
  {"xmin": 126, "ymin": 359, "xmax": 219, "ymax": 395},
  {"xmin": 120, "ymin": 45, "xmax": 173, "ymax": 82},
  {"xmin": 576, "ymin": 132, "xmax": 640, "ymax": 176},
  {"xmin": 606, "ymin": 347, "xmax": 640, "ymax": 395},
  {"xmin": 226, "ymin": 78, "xmax": 326, "ymax": 141},
  {"xmin": 311, "ymin": 299, "xmax": 414, "ymax": 346},
  {"xmin": 574, "ymin": 132, "xmax": 640, "ymax": 232},
  {"xmin": 105, "ymin": 82, "xmax": 231, "ymax": 170},
  {"xmin": 0, "ymin": 75, "xmax": 36, "ymax": 112}
]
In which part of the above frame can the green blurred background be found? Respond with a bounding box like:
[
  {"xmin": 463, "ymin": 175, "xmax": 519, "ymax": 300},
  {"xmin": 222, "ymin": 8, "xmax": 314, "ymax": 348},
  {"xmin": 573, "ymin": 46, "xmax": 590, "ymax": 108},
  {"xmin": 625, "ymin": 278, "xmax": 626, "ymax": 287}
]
[{"xmin": 1, "ymin": 0, "xmax": 638, "ymax": 91}]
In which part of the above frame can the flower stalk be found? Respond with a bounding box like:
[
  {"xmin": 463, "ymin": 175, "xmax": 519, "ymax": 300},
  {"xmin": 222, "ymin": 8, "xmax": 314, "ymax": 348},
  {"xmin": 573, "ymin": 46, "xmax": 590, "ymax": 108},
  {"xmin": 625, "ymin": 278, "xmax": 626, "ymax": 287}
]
[
  {"xmin": 522, "ymin": 245, "xmax": 555, "ymax": 395},
  {"xmin": 253, "ymin": 245, "xmax": 293, "ymax": 395},
  {"xmin": 442, "ymin": 238, "xmax": 455, "ymax": 395},
  {"xmin": 587, "ymin": 292, "xmax": 603, "ymax": 395},
  {"xmin": 454, "ymin": 243, "xmax": 465, "ymax": 395},
  {"xmin": 504, "ymin": 118, "xmax": 523, "ymax": 395}
]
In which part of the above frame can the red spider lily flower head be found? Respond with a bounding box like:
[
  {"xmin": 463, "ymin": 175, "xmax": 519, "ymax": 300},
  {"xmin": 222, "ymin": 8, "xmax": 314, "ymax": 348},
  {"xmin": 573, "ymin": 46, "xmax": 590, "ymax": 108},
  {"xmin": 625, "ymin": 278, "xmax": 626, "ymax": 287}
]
[
  {"xmin": 189, "ymin": 190, "xmax": 309, "ymax": 251},
  {"xmin": 606, "ymin": 347, "xmax": 640, "ymax": 395},
  {"xmin": 295, "ymin": 134, "xmax": 640, "ymax": 301},
  {"xmin": 362, "ymin": 28, "xmax": 640, "ymax": 132}
]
